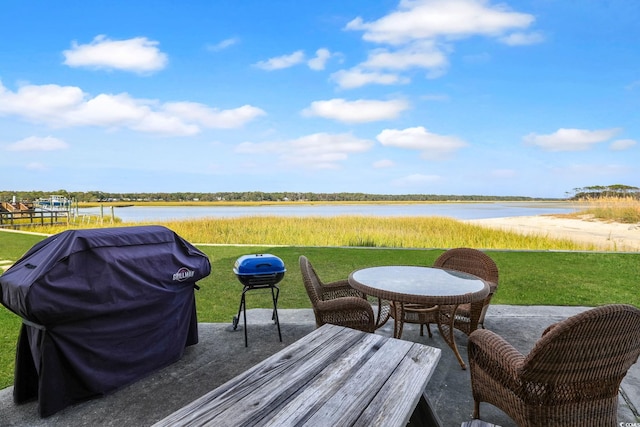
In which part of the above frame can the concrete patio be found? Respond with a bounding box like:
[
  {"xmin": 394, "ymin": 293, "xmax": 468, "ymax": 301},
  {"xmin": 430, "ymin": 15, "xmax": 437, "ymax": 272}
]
[{"xmin": 1, "ymin": 305, "xmax": 638, "ymax": 426}]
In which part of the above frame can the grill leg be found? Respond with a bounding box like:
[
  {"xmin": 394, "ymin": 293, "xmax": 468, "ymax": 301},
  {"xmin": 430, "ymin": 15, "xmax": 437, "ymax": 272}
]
[
  {"xmin": 242, "ymin": 290, "xmax": 248, "ymax": 347},
  {"xmin": 271, "ymin": 286, "xmax": 282, "ymax": 342},
  {"xmin": 233, "ymin": 289, "xmax": 245, "ymax": 330},
  {"xmin": 232, "ymin": 287, "xmax": 249, "ymax": 346}
]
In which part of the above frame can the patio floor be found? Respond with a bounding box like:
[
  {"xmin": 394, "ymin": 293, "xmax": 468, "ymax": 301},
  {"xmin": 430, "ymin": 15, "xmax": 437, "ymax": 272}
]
[{"xmin": 1, "ymin": 305, "xmax": 638, "ymax": 426}]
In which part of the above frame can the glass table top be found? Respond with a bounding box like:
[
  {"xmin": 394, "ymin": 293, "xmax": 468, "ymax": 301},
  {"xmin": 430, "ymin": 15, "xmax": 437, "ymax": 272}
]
[{"xmin": 350, "ymin": 266, "xmax": 487, "ymax": 298}]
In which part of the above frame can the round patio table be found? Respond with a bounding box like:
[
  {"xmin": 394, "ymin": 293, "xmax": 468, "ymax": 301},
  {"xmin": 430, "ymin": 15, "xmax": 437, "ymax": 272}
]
[{"xmin": 349, "ymin": 265, "xmax": 489, "ymax": 369}]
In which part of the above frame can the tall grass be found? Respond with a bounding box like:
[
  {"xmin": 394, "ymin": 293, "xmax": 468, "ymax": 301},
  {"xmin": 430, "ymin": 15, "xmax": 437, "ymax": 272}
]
[
  {"xmin": 32, "ymin": 215, "xmax": 597, "ymax": 251},
  {"xmin": 568, "ymin": 196, "xmax": 640, "ymax": 223}
]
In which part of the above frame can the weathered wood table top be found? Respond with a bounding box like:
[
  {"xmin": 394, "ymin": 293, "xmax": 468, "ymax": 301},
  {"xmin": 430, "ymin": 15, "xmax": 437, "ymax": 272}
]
[{"xmin": 152, "ymin": 323, "xmax": 441, "ymax": 427}]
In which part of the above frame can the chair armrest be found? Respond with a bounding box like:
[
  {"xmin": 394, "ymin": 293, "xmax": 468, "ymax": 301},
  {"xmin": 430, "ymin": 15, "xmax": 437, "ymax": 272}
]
[
  {"xmin": 468, "ymin": 329, "xmax": 525, "ymax": 381},
  {"xmin": 317, "ymin": 297, "xmax": 375, "ymax": 332},
  {"xmin": 321, "ymin": 279, "xmax": 365, "ymax": 299},
  {"xmin": 486, "ymin": 281, "xmax": 498, "ymax": 294},
  {"xmin": 541, "ymin": 322, "xmax": 558, "ymax": 336}
]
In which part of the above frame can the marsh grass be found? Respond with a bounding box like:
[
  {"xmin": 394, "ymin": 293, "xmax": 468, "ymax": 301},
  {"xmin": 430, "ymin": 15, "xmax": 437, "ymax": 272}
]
[
  {"xmin": 567, "ymin": 196, "xmax": 640, "ymax": 224},
  {"xmin": 33, "ymin": 215, "xmax": 596, "ymax": 251}
]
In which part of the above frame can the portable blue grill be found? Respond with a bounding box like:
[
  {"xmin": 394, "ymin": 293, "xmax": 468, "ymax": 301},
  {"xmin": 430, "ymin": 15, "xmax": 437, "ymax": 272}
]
[{"xmin": 232, "ymin": 254, "xmax": 285, "ymax": 346}]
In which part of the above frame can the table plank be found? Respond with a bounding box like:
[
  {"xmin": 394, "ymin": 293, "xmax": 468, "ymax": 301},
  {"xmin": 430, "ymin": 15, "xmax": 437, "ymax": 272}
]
[
  {"xmin": 231, "ymin": 330, "xmax": 388, "ymax": 426},
  {"xmin": 354, "ymin": 344, "xmax": 441, "ymax": 426},
  {"xmin": 263, "ymin": 332, "xmax": 392, "ymax": 426},
  {"xmin": 153, "ymin": 324, "xmax": 441, "ymax": 427},
  {"xmin": 152, "ymin": 324, "xmax": 354, "ymax": 426},
  {"xmin": 302, "ymin": 339, "xmax": 439, "ymax": 427},
  {"xmin": 269, "ymin": 335, "xmax": 415, "ymax": 426}
]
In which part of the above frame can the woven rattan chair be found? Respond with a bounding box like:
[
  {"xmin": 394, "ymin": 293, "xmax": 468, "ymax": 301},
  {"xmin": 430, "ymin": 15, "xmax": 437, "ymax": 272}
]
[
  {"xmin": 299, "ymin": 255, "xmax": 377, "ymax": 333},
  {"xmin": 433, "ymin": 247, "xmax": 499, "ymax": 335},
  {"xmin": 468, "ymin": 304, "xmax": 640, "ymax": 426},
  {"xmin": 394, "ymin": 248, "xmax": 498, "ymax": 338}
]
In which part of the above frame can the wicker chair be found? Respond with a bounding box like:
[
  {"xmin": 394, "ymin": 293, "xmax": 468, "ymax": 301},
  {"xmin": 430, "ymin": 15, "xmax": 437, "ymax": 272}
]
[
  {"xmin": 299, "ymin": 255, "xmax": 376, "ymax": 333},
  {"xmin": 468, "ymin": 304, "xmax": 640, "ymax": 426},
  {"xmin": 394, "ymin": 248, "xmax": 498, "ymax": 338},
  {"xmin": 433, "ymin": 247, "xmax": 499, "ymax": 335}
]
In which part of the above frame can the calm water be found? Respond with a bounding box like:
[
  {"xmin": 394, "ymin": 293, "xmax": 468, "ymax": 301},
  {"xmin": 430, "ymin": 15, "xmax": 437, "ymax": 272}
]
[{"xmin": 79, "ymin": 202, "xmax": 577, "ymax": 223}]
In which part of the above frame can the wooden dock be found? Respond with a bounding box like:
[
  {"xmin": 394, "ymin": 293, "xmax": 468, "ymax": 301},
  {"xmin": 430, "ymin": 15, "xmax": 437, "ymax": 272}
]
[{"xmin": 0, "ymin": 208, "xmax": 70, "ymax": 229}]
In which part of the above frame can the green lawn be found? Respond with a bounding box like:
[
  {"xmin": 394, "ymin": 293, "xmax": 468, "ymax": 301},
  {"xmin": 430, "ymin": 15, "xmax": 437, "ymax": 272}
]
[{"xmin": 1, "ymin": 231, "xmax": 639, "ymax": 389}]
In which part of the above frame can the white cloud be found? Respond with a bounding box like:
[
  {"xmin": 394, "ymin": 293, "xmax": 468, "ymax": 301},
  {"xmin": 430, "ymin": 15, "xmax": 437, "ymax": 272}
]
[
  {"xmin": 361, "ymin": 41, "xmax": 448, "ymax": 71},
  {"xmin": 336, "ymin": 0, "xmax": 538, "ymax": 88},
  {"xmin": 307, "ymin": 48, "xmax": 332, "ymax": 70},
  {"xmin": 207, "ymin": 37, "xmax": 240, "ymax": 51},
  {"xmin": 0, "ymin": 82, "xmax": 85, "ymax": 122},
  {"xmin": 523, "ymin": 128, "xmax": 621, "ymax": 151},
  {"xmin": 499, "ymin": 31, "xmax": 544, "ymax": 46},
  {"xmin": 63, "ymin": 35, "xmax": 168, "ymax": 73},
  {"xmin": 373, "ymin": 159, "xmax": 395, "ymax": 168},
  {"xmin": 377, "ymin": 126, "xmax": 467, "ymax": 160},
  {"xmin": 254, "ymin": 50, "xmax": 305, "ymax": 70},
  {"xmin": 302, "ymin": 98, "xmax": 409, "ymax": 123},
  {"xmin": 0, "ymin": 81, "xmax": 264, "ymax": 136},
  {"xmin": 345, "ymin": 0, "xmax": 535, "ymax": 45},
  {"xmin": 331, "ymin": 68, "xmax": 408, "ymax": 89},
  {"xmin": 609, "ymin": 139, "xmax": 636, "ymax": 151},
  {"xmin": 6, "ymin": 136, "xmax": 69, "ymax": 151},
  {"xmin": 236, "ymin": 132, "xmax": 373, "ymax": 169},
  {"xmin": 163, "ymin": 102, "xmax": 266, "ymax": 129}
]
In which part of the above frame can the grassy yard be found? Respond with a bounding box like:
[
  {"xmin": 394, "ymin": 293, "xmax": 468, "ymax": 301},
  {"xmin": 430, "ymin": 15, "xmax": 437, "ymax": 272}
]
[{"xmin": 1, "ymin": 224, "xmax": 639, "ymax": 389}]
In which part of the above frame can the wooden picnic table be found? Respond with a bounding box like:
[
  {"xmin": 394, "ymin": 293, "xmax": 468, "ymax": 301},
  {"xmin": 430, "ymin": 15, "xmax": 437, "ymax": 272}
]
[{"xmin": 152, "ymin": 323, "xmax": 442, "ymax": 427}]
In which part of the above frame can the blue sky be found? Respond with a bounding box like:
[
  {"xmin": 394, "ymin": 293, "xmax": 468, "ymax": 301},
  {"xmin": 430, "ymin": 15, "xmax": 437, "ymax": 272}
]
[{"xmin": 1, "ymin": 0, "xmax": 638, "ymax": 198}]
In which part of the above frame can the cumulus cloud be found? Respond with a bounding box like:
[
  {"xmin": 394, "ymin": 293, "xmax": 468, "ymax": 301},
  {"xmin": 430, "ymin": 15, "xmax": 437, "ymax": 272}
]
[
  {"xmin": 0, "ymin": 81, "xmax": 265, "ymax": 136},
  {"xmin": 6, "ymin": 136, "xmax": 69, "ymax": 151},
  {"xmin": 163, "ymin": 102, "xmax": 266, "ymax": 129},
  {"xmin": 377, "ymin": 126, "xmax": 467, "ymax": 160},
  {"xmin": 307, "ymin": 48, "xmax": 332, "ymax": 70},
  {"xmin": 609, "ymin": 138, "xmax": 636, "ymax": 151},
  {"xmin": 254, "ymin": 50, "xmax": 305, "ymax": 70},
  {"xmin": 63, "ymin": 35, "xmax": 168, "ymax": 73},
  {"xmin": 236, "ymin": 132, "xmax": 373, "ymax": 169},
  {"xmin": 346, "ymin": 0, "xmax": 535, "ymax": 44},
  {"xmin": 523, "ymin": 128, "xmax": 622, "ymax": 151},
  {"xmin": 336, "ymin": 0, "xmax": 538, "ymax": 88},
  {"xmin": 302, "ymin": 98, "xmax": 409, "ymax": 123},
  {"xmin": 361, "ymin": 40, "xmax": 448, "ymax": 71},
  {"xmin": 331, "ymin": 68, "xmax": 408, "ymax": 89}
]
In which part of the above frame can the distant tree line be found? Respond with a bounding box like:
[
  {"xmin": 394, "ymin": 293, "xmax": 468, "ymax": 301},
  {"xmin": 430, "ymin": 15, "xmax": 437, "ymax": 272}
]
[
  {"xmin": 1, "ymin": 190, "xmax": 558, "ymax": 203},
  {"xmin": 569, "ymin": 185, "xmax": 640, "ymax": 200}
]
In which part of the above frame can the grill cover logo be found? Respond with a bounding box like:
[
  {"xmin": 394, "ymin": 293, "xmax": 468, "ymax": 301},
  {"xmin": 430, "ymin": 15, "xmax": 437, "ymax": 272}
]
[{"xmin": 173, "ymin": 267, "xmax": 195, "ymax": 282}]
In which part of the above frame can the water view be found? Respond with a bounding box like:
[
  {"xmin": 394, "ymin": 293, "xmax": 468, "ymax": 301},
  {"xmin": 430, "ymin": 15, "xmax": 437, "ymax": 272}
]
[{"xmin": 79, "ymin": 202, "xmax": 578, "ymax": 223}]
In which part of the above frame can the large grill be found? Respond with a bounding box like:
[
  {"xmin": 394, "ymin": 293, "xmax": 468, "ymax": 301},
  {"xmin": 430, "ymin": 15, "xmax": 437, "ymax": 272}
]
[{"xmin": 232, "ymin": 254, "xmax": 285, "ymax": 346}]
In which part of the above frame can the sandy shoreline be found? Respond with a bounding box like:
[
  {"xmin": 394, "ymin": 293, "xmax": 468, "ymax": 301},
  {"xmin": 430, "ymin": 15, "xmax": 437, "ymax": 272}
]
[{"xmin": 464, "ymin": 215, "xmax": 640, "ymax": 251}]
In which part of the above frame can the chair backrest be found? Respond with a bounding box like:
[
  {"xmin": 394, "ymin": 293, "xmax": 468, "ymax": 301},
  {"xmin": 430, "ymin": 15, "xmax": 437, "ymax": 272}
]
[
  {"xmin": 521, "ymin": 304, "xmax": 640, "ymax": 387},
  {"xmin": 299, "ymin": 255, "xmax": 322, "ymax": 306},
  {"xmin": 433, "ymin": 247, "xmax": 499, "ymax": 285}
]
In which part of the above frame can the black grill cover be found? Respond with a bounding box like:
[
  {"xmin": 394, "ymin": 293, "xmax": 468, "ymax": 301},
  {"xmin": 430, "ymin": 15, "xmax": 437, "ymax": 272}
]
[{"xmin": 0, "ymin": 225, "xmax": 211, "ymax": 417}]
